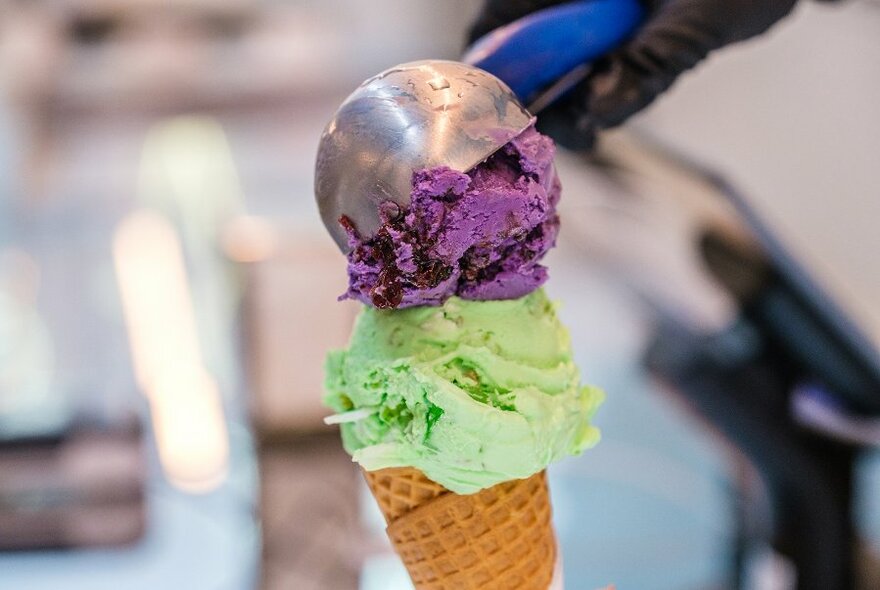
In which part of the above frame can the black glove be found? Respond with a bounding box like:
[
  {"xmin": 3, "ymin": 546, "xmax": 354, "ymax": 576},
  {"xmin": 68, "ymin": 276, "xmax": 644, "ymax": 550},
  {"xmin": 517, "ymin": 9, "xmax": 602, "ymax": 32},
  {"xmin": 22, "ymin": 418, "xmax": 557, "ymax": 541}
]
[{"xmin": 467, "ymin": 0, "xmax": 803, "ymax": 150}]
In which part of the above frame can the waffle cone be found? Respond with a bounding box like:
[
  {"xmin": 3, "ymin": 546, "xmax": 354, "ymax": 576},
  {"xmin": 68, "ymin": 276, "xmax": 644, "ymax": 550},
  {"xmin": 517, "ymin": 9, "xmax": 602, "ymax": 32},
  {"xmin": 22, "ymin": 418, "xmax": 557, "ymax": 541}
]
[
  {"xmin": 362, "ymin": 467, "xmax": 448, "ymax": 523},
  {"xmin": 363, "ymin": 467, "xmax": 556, "ymax": 589}
]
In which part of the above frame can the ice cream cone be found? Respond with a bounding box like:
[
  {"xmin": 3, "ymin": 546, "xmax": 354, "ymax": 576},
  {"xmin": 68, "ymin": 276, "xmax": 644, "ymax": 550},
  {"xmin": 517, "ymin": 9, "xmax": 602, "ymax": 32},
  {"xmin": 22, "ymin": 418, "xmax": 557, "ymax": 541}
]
[
  {"xmin": 362, "ymin": 467, "xmax": 448, "ymax": 523},
  {"xmin": 363, "ymin": 467, "xmax": 556, "ymax": 589}
]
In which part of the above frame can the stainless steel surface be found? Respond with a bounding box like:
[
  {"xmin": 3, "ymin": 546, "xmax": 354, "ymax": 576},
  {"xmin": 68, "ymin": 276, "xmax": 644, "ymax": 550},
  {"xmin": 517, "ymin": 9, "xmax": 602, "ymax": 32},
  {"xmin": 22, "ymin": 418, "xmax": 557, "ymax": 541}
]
[{"xmin": 314, "ymin": 60, "xmax": 532, "ymax": 251}]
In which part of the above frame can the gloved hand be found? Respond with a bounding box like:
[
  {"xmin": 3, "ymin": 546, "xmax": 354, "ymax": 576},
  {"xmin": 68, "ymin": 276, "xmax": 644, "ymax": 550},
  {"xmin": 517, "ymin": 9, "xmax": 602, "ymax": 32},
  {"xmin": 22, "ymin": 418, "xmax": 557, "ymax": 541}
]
[{"xmin": 467, "ymin": 0, "xmax": 803, "ymax": 149}]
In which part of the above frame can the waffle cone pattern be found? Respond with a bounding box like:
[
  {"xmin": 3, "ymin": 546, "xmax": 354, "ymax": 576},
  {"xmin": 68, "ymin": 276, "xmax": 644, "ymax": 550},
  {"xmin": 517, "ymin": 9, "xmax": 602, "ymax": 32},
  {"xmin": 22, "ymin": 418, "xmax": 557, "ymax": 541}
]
[{"xmin": 363, "ymin": 467, "xmax": 556, "ymax": 589}]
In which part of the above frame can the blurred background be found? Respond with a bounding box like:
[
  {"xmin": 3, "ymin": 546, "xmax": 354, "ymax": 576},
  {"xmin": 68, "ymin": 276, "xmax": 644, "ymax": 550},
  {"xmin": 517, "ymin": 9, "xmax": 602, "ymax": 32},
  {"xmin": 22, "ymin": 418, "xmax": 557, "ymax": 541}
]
[{"xmin": 0, "ymin": 1, "xmax": 878, "ymax": 589}]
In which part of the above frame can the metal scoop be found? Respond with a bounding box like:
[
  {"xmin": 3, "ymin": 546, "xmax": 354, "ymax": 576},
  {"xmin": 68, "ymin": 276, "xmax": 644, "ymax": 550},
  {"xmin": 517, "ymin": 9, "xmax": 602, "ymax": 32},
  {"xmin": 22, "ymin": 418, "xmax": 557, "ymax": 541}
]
[
  {"xmin": 314, "ymin": 0, "xmax": 645, "ymax": 252},
  {"xmin": 314, "ymin": 60, "xmax": 531, "ymax": 252}
]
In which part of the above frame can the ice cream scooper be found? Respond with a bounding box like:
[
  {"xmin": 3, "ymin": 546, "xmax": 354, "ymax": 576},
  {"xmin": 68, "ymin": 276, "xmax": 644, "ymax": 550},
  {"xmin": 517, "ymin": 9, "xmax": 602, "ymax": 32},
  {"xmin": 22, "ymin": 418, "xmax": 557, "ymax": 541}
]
[{"xmin": 315, "ymin": 0, "xmax": 643, "ymax": 252}]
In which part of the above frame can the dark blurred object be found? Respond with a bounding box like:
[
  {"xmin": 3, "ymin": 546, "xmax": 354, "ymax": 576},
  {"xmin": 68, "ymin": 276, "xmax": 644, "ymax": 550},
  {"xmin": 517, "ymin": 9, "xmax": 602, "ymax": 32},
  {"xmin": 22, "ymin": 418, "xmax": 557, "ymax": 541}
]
[
  {"xmin": 635, "ymin": 145, "xmax": 879, "ymax": 590},
  {"xmin": 700, "ymin": 216, "xmax": 880, "ymax": 416},
  {"xmin": 646, "ymin": 321, "xmax": 858, "ymax": 590},
  {"xmin": 259, "ymin": 433, "xmax": 362, "ymax": 590},
  {"xmin": 0, "ymin": 423, "xmax": 145, "ymax": 551},
  {"xmin": 560, "ymin": 130, "xmax": 880, "ymax": 589}
]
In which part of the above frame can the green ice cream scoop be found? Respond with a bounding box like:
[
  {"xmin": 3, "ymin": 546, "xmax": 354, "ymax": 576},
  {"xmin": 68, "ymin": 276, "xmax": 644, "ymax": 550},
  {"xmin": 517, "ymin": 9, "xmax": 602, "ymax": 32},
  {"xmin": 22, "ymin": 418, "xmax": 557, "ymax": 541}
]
[{"xmin": 324, "ymin": 288, "xmax": 603, "ymax": 494}]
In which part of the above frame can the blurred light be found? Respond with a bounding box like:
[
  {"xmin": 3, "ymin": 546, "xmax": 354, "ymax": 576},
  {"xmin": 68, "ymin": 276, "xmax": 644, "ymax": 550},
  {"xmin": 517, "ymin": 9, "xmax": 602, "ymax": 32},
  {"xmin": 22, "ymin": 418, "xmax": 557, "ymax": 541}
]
[
  {"xmin": 138, "ymin": 115, "xmax": 245, "ymax": 226},
  {"xmin": 221, "ymin": 215, "xmax": 279, "ymax": 263},
  {"xmin": 113, "ymin": 210, "xmax": 229, "ymax": 493}
]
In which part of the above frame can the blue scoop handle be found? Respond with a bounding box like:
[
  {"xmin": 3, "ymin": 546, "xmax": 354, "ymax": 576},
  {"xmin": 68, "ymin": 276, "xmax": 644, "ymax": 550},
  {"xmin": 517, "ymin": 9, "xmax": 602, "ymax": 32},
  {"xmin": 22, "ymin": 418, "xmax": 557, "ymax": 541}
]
[{"xmin": 463, "ymin": 0, "xmax": 645, "ymax": 105}]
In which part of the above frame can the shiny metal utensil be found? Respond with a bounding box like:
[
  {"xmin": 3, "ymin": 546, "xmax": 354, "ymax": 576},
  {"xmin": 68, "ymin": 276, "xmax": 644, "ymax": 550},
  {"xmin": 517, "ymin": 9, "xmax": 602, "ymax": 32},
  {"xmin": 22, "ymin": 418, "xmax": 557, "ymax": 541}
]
[{"xmin": 315, "ymin": 60, "xmax": 532, "ymax": 252}]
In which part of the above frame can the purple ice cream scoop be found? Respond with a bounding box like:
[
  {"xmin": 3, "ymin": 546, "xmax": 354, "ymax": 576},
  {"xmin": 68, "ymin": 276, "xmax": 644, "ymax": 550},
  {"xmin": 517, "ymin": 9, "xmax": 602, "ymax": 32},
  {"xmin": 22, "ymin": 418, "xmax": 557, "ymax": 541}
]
[{"xmin": 339, "ymin": 124, "xmax": 560, "ymax": 309}]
